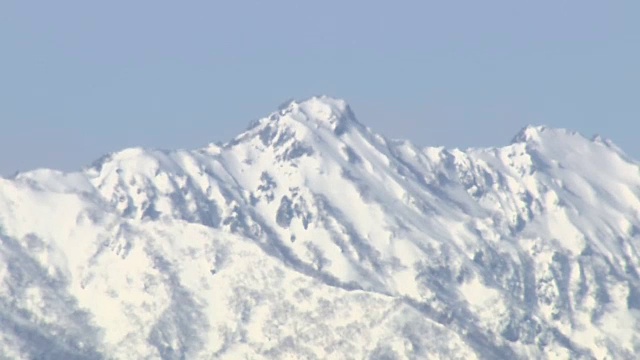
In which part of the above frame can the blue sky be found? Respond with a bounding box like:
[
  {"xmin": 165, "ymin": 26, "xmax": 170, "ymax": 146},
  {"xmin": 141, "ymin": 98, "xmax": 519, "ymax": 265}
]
[{"xmin": 1, "ymin": 1, "xmax": 638, "ymax": 175}]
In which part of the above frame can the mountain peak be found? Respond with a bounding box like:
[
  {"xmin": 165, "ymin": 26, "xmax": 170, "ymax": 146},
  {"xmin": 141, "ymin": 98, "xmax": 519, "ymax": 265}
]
[
  {"xmin": 510, "ymin": 124, "xmax": 588, "ymax": 145},
  {"xmin": 510, "ymin": 125, "xmax": 549, "ymax": 143},
  {"xmin": 290, "ymin": 95, "xmax": 352, "ymax": 115},
  {"xmin": 233, "ymin": 96, "xmax": 362, "ymax": 149},
  {"xmin": 274, "ymin": 95, "xmax": 358, "ymax": 132}
]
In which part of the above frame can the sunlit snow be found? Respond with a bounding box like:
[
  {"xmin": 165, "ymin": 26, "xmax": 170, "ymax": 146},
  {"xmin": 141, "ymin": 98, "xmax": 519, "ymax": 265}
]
[{"xmin": 1, "ymin": 96, "xmax": 640, "ymax": 359}]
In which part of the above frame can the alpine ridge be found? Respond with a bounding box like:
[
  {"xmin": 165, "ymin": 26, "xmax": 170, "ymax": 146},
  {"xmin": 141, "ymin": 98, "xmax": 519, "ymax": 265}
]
[{"xmin": 1, "ymin": 96, "xmax": 640, "ymax": 359}]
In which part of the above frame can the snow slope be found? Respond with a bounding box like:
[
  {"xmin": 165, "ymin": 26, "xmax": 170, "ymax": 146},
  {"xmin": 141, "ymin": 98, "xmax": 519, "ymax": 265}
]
[{"xmin": 1, "ymin": 96, "xmax": 640, "ymax": 359}]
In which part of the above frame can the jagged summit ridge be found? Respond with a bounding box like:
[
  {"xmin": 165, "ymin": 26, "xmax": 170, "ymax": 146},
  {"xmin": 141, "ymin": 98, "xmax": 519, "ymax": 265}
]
[
  {"xmin": 239, "ymin": 96, "xmax": 361, "ymax": 145},
  {"xmin": 277, "ymin": 95, "xmax": 356, "ymax": 122},
  {"xmin": 270, "ymin": 95, "xmax": 358, "ymax": 129},
  {"xmin": 1, "ymin": 97, "xmax": 640, "ymax": 359},
  {"xmin": 509, "ymin": 124, "xmax": 623, "ymax": 153},
  {"xmin": 510, "ymin": 125, "xmax": 549, "ymax": 144}
]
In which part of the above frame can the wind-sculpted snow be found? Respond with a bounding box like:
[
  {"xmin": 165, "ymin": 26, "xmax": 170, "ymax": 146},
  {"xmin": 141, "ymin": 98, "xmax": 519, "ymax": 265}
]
[{"xmin": 1, "ymin": 96, "xmax": 640, "ymax": 359}]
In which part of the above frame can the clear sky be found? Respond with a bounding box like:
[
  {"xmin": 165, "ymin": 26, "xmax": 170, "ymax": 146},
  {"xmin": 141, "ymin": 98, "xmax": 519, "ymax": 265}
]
[{"xmin": 1, "ymin": 1, "xmax": 638, "ymax": 175}]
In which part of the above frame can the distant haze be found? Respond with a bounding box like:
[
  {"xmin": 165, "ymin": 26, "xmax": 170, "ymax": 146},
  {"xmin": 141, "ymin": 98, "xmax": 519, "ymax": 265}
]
[{"xmin": 1, "ymin": 1, "xmax": 638, "ymax": 175}]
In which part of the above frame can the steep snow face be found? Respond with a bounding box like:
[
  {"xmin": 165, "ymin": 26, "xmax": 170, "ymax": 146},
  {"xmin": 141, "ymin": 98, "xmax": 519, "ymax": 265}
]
[{"xmin": 2, "ymin": 96, "xmax": 640, "ymax": 359}]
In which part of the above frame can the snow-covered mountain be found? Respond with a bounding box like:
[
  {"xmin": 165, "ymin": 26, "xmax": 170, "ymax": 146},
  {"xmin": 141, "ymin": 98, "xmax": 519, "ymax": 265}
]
[{"xmin": 1, "ymin": 96, "xmax": 640, "ymax": 359}]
